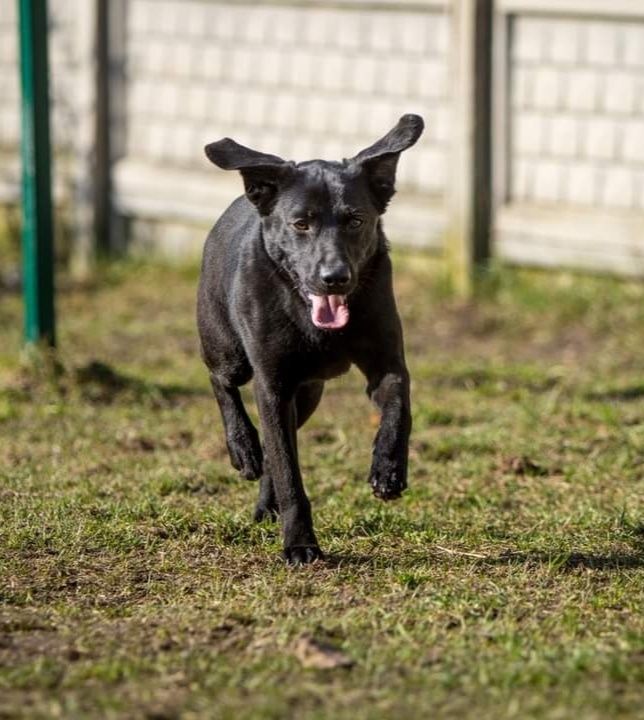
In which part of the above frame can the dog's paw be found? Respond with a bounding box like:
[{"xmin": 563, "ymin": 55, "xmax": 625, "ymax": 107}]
[
  {"xmin": 253, "ymin": 499, "xmax": 279, "ymax": 523},
  {"xmin": 369, "ymin": 457, "xmax": 407, "ymax": 501},
  {"xmin": 282, "ymin": 545, "xmax": 324, "ymax": 566},
  {"xmin": 227, "ymin": 429, "xmax": 263, "ymax": 480}
]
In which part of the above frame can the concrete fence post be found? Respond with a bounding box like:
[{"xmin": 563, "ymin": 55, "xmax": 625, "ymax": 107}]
[
  {"xmin": 447, "ymin": 0, "xmax": 494, "ymax": 296},
  {"xmin": 94, "ymin": 0, "xmax": 111, "ymax": 256}
]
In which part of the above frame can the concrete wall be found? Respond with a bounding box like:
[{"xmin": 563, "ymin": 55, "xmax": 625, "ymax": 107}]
[
  {"xmin": 1, "ymin": 0, "xmax": 643, "ymax": 276},
  {"xmin": 0, "ymin": 0, "xmax": 95, "ymax": 199},
  {"xmin": 511, "ymin": 16, "xmax": 644, "ymax": 210},
  {"xmin": 115, "ymin": 0, "xmax": 451, "ymax": 255},
  {"xmin": 0, "ymin": 0, "xmax": 96, "ymax": 267},
  {"xmin": 496, "ymin": 3, "xmax": 644, "ymax": 275}
]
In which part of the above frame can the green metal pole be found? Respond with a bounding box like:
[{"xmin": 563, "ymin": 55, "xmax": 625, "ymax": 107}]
[{"xmin": 18, "ymin": 0, "xmax": 56, "ymax": 346}]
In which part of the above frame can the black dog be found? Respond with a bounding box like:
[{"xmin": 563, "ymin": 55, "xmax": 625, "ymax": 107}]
[{"xmin": 197, "ymin": 114, "xmax": 424, "ymax": 564}]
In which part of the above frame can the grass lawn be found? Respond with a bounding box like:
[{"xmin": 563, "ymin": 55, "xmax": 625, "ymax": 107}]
[{"xmin": 0, "ymin": 255, "xmax": 642, "ymax": 719}]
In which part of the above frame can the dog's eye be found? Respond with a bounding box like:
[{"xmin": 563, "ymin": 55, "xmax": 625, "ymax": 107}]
[
  {"xmin": 292, "ymin": 220, "xmax": 310, "ymax": 232},
  {"xmin": 347, "ymin": 217, "xmax": 363, "ymax": 229}
]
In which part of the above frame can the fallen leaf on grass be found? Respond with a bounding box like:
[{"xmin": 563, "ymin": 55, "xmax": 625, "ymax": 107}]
[
  {"xmin": 117, "ymin": 430, "xmax": 156, "ymax": 452},
  {"xmin": 117, "ymin": 430, "xmax": 194, "ymax": 453},
  {"xmin": 421, "ymin": 648, "xmax": 443, "ymax": 667},
  {"xmin": 293, "ymin": 635, "xmax": 354, "ymax": 669}
]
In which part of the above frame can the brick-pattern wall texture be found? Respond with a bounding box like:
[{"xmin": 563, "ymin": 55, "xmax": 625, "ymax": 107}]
[
  {"xmin": 0, "ymin": 3, "xmax": 21, "ymax": 156},
  {"xmin": 0, "ymin": 0, "xmax": 85, "ymax": 200},
  {"xmin": 511, "ymin": 15, "xmax": 644, "ymax": 211},
  {"xmin": 1, "ymin": 1, "xmax": 643, "ymax": 274},
  {"xmin": 125, "ymin": 0, "xmax": 450, "ymax": 195}
]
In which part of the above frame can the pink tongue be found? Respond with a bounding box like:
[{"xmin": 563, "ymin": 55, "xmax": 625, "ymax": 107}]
[{"xmin": 308, "ymin": 294, "xmax": 349, "ymax": 330}]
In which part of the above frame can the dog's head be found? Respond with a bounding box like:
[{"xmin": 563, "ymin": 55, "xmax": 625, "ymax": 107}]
[{"xmin": 205, "ymin": 114, "xmax": 424, "ymax": 331}]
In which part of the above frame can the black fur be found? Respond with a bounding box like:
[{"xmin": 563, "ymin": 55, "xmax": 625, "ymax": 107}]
[{"xmin": 197, "ymin": 114, "xmax": 424, "ymax": 565}]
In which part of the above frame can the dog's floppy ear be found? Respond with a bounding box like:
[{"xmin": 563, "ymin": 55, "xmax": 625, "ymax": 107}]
[
  {"xmin": 351, "ymin": 114, "xmax": 424, "ymax": 213},
  {"xmin": 205, "ymin": 138, "xmax": 293, "ymax": 215}
]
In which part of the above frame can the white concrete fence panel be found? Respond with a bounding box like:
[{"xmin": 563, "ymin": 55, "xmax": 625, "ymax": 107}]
[{"xmin": 1, "ymin": 0, "xmax": 643, "ymax": 277}]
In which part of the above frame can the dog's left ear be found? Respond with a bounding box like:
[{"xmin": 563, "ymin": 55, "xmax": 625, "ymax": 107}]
[
  {"xmin": 351, "ymin": 114, "xmax": 424, "ymax": 213},
  {"xmin": 205, "ymin": 138, "xmax": 294, "ymax": 215}
]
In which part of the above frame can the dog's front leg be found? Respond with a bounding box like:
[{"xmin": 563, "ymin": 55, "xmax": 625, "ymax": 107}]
[
  {"xmin": 363, "ymin": 364, "xmax": 412, "ymax": 501},
  {"xmin": 254, "ymin": 378, "xmax": 322, "ymax": 565}
]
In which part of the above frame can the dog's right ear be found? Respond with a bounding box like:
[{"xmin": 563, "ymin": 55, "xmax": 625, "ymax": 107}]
[
  {"xmin": 351, "ymin": 114, "xmax": 424, "ymax": 213},
  {"xmin": 205, "ymin": 138, "xmax": 293, "ymax": 215}
]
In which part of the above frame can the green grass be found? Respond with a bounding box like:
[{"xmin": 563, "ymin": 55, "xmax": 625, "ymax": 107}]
[{"xmin": 0, "ymin": 255, "xmax": 643, "ymax": 719}]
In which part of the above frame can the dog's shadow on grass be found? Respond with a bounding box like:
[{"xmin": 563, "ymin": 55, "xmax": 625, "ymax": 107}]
[
  {"xmin": 487, "ymin": 549, "xmax": 644, "ymax": 571},
  {"xmin": 74, "ymin": 361, "xmax": 208, "ymax": 405},
  {"xmin": 322, "ymin": 548, "xmax": 644, "ymax": 572},
  {"xmin": 322, "ymin": 553, "xmax": 379, "ymax": 569},
  {"xmin": 585, "ymin": 383, "xmax": 644, "ymax": 402}
]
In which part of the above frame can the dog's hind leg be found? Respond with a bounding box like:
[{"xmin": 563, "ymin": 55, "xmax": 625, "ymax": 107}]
[
  {"xmin": 210, "ymin": 374, "xmax": 263, "ymax": 480},
  {"xmin": 295, "ymin": 381, "xmax": 325, "ymax": 427},
  {"xmin": 254, "ymin": 473, "xmax": 278, "ymax": 522},
  {"xmin": 254, "ymin": 381, "xmax": 324, "ymax": 523}
]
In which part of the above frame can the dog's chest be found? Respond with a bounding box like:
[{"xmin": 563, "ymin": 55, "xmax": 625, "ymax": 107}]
[{"xmin": 297, "ymin": 346, "xmax": 352, "ymax": 382}]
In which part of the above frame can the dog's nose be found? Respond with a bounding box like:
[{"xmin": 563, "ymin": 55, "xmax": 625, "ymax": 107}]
[{"xmin": 320, "ymin": 265, "xmax": 352, "ymax": 290}]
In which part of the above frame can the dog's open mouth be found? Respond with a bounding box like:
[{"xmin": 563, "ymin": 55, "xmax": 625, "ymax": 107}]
[{"xmin": 307, "ymin": 294, "xmax": 349, "ymax": 330}]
